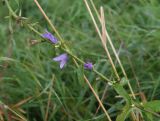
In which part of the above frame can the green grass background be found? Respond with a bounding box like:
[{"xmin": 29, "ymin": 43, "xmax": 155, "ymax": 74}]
[{"xmin": 0, "ymin": 0, "xmax": 160, "ymax": 120}]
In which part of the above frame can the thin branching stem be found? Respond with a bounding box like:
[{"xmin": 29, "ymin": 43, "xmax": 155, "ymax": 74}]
[
  {"xmin": 4, "ymin": 0, "xmax": 112, "ymax": 84},
  {"xmin": 4, "ymin": 0, "xmax": 17, "ymax": 18},
  {"xmin": 33, "ymin": 1, "xmax": 112, "ymax": 120}
]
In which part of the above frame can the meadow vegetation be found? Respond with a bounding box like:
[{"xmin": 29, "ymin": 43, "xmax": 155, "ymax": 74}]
[{"xmin": 0, "ymin": 0, "xmax": 160, "ymax": 121}]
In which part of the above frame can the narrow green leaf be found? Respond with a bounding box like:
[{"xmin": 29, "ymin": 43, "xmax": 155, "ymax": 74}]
[
  {"xmin": 114, "ymin": 84, "xmax": 133, "ymax": 121},
  {"xmin": 143, "ymin": 100, "xmax": 160, "ymax": 112},
  {"xmin": 116, "ymin": 105, "xmax": 131, "ymax": 121},
  {"xmin": 143, "ymin": 112, "xmax": 153, "ymax": 121},
  {"xmin": 113, "ymin": 83, "xmax": 132, "ymax": 104}
]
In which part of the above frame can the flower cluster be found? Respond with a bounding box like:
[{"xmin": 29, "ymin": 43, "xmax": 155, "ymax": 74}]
[{"xmin": 42, "ymin": 30, "xmax": 93, "ymax": 70}]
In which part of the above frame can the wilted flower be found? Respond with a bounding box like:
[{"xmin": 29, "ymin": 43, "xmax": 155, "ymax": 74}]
[
  {"xmin": 29, "ymin": 39, "xmax": 39, "ymax": 46},
  {"xmin": 41, "ymin": 30, "xmax": 58, "ymax": 44},
  {"xmin": 53, "ymin": 53, "xmax": 68, "ymax": 69},
  {"xmin": 84, "ymin": 62, "xmax": 93, "ymax": 70}
]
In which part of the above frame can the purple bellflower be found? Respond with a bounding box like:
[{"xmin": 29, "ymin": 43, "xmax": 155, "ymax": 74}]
[
  {"xmin": 84, "ymin": 62, "xmax": 93, "ymax": 70},
  {"xmin": 42, "ymin": 30, "xmax": 58, "ymax": 44},
  {"xmin": 53, "ymin": 53, "xmax": 68, "ymax": 69}
]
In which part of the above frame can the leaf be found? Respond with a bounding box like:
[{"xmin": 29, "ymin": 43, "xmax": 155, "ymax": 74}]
[
  {"xmin": 143, "ymin": 100, "xmax": 160, "ymax": 112},
  {"xmin": 114, "ymin": 84, "xmax": 133, "ymax": 121},
  {"xmin": 114, "ymin": 83, "xmax": 132, "ymax": 105},
  {"xmin": 116, "ymin": 105, "xmax": 131, "ymax": 121},
  {"xmin": 143, "ymin": 112, "xmax": 153, "ymax": 121}
]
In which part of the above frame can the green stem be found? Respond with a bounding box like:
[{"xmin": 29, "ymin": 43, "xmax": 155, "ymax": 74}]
[
  {"xmin": 27, "ymin": 24, "xmax": 42, "ymax": 36},
  {"xmin": 93, "ymin": 69, "xmax": 112, "ymax": 83},
  {"xmin": 5, "ymin": 0, "xmax": 113, "ymax": 84},
  {"xmin": 5, "ymin": 0, "xmax": 18, "ymax": 18},
  {"xmin": 61, "ymin": 47, "xmax": 112, "ymax": 83}
]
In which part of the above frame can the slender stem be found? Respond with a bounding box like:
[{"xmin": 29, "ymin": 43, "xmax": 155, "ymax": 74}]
[
  {"xmin": 27, "ymin": 24, "xmax": 42, "ymax": 36},
  {"xmin": 5, "ymin": 0, "xmax": 113, "ymax": 85},
  {"xmin": 33, "ymin": 0, "xmax": 60, "ymax": 39},
  {"xmin": 33, "ymin": 1, "xmax": 114, "ymax": 119},
  {"xmin": 72, "ymin": 56, "xmax": 112, "ymax": 120},
  {"xmin": 5, "ymin": 0, "xmax": 17, "ymax": 18},
  {"xmin": 44, "ymin": 83, "xmax": 52, "ymax": 121},
  {"xmin": 63, "ymin": 48, "xmax": 84, "ymax": 64},
  {"xmin": 27, "ymin": 24, "xmax": 112, "ymax": 83},
  {"xmin": 63, "ymin": 48, "xmax": 112, "ymax": 83},
  {"xmin": 34, "ymin": 0, "xmax": 68, "ymax": 49},
  {"xmin": 95, "ymin": 43, "xmax": 123, "ymax": 115},
  {"xmin": 84, "ymin": 76, "xmax": 112, "ymax": 121},
  {"xmin": 34, "ymin": 0, "xmax": 112, "ymax": 83},
  {"xmin": 93, "ymin": 69, "xmax": 112, "ymax": 83},
  {"xmin": 89, "ymin": 0, "xmax": 136, "ymax": 99},
  {"xmin": 7, "ymin": 0, "xmax": 112, "ymax": 85},
  {"xmin": 83, "ymin": 0, "xmax": 120, "ymax": 81},
  {"xmin": 135, "ymin": 103, "xmax": 160, "ymax": 118},
  {"xmin": 72, "ymin": 58, "xmax": 112, "ymax": 120},
  {"xmin": 0, "ymin": 101, "xmax": 27, "ymax": 121}
]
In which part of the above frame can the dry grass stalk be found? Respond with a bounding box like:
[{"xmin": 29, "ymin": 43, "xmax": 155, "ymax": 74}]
[{"xmin": 88, "ymin": 0, "xmax": 136, "ymax": 99}]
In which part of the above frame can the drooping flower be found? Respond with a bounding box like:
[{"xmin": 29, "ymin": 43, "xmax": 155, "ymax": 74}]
[
  {"xmin": 41, "ymin": 30, "xmax": 58, "ymax": 44},
  {"xmin": 84, "ymin": 62, "xmax": 93, "ymax": 70},
  {"xmin": 53, "ymin": 53, "xmax": 68, "ymax": 69}
]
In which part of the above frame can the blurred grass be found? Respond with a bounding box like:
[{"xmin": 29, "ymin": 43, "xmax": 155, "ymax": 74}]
[{"xmin": 0, "ymin": 0, "xmax": 160, "ymax": 120}]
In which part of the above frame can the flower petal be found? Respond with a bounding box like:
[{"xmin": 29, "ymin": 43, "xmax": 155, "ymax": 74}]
[
  {"xmin": 84, "ymin": 62, "xmax": 93, "ymax": 70},
  {"xmin": 53, "ymin": 53, "xmax": 68, "ymax": 69},
  {"xmin": 42, "ymin": 31, "xmax": 58, "ymax": 44},
  {"xmin": 53, "ymin": 53, "xmax": 68, "ymax": 62},
  {"xmin": 60, "ymin": 60, "xmax": 66, "ymax": 69}
]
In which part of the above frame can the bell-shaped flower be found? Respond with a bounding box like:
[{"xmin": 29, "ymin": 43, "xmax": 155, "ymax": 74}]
[
  {"xmin": 84, "ymin": 62, "xmax": 93, "ymax": 70},
  {"xmin": 53, "ymin": 53, "xmax": 68, "ymax": 69},
  {"xmin": 42, "ymin": 30, "xmax": 58, "ymax": 44}
]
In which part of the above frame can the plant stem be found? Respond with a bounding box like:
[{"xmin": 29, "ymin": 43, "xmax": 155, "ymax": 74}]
[
  {"xmin": 33, "ymin": 1, "xmax": 114, "ymax": 120},
  {"xmin": 84, "ymin": 76, "xmax": 112, "ymax": 121},
  {"xmin": 5, "ymin": 0, "xmax": 17, "ymax": 18},
  {"xmin": 135, "ymin": 103, "xmax": 160, "ymax": 118},
  {"xmin": 89, "ymin": 0, "xmax": 136, "ymax": 99},
  {"xmin": 83, "ymin": 0, "xmax": 120, "ymax": 81},
  {"xmin": 33, "ymin": 0, "xmax": 112, "ymax": 83}
]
